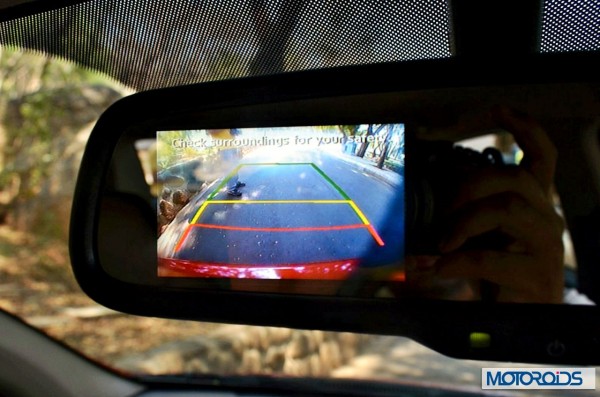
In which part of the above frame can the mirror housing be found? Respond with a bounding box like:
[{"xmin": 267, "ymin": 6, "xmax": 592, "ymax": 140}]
[{"xmin": 70, "ymin": 55, "xmax": 600, "ymax": 364}]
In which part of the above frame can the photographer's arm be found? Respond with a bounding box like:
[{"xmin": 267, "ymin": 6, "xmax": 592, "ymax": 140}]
[{"xmin": 435, "ymin": 106, "xmax": 565, "ymax": 303}]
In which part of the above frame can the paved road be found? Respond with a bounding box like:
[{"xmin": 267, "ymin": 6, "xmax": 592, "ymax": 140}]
[{"xmin": 159, "ymin": 146, "xmax": 404, "ymax": 269}]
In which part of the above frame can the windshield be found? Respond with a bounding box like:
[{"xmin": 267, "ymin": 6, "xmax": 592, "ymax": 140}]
[{"xmin": 0, "ymin": 47, "xmax": 598, "ymax": 396}]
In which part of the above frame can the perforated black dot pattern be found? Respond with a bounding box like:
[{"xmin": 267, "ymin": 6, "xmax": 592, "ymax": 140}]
[
  {"xmin": 540, "ymin": 0, "xmax": 600, "ymax": 53},
  {"xmin": 3, "ymin": 0, "xmax": 596, "ymax": 90},
  {"xmin": 0, "ymin": 0, "xmax": 452, "ymax": 90}
]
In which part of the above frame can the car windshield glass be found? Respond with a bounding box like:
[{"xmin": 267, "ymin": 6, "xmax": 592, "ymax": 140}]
[
  {"xmin": 1, "ymin": 0, "xmax": 596, "ymax": 92},
  {"xmin": 0, "ymin": 0, "xmax": 454, "ymax": 90},
  {"xmin": 1, "ymin": 48, "xmax": 599, "ymax": 396}
]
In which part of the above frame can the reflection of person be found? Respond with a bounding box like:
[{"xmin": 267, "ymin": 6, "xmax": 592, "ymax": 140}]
[
  {"xmin": 407, "ymin": 106, "xmax": 567, "ymax": 304},
  {"xmin": 158, "ymin": 189, "xmax": 191, "ymax": 235},
  {"xmin": 172, "ymin": 190, "xmax": 190, "ymax": 211},
  {"xmin": 206, "ymin": 129, "xmax": 245, "ymax": 197},
  {"xmin": 158, "ymin": 198, "xmax": 176, "ymax": 234}
]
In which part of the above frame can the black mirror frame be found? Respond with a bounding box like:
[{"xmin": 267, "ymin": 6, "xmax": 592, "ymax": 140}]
[{"xmin": 70, "ymin": 54, "xmax": 600, "ymax": 364}]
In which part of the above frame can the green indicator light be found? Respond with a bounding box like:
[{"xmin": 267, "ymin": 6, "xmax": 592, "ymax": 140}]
[{"xmin": 470, "ymin": 332, "xmax": 491, "ymax": 348}]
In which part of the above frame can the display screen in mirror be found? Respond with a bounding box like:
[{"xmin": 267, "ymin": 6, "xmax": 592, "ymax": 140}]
[{"xmin": 156, "ymin": 125, "xmax": 405, "ymax": 280}]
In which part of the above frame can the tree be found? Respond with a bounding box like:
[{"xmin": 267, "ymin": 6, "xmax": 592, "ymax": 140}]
[
  {"xmin": 356, "ymin": 124, "xmax": 384, "ymax": 158},
  {"xmin": 248, "ymin": 0, "xmax": 306, "ymax": 75},
  {"xmin": 376, "ymin": 125, "xmax": 393, "ymax": 169}
]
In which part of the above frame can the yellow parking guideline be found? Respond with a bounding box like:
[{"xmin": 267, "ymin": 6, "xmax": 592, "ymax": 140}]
[
  {"xmin": 190, "ymin": 201, "xmax": 210, "ymax": 224},
  {"xmin": 348, "ymin": 201, "xmax": 370, "ymax": 225},
  {"xmin": 191, "ymin": 199, "xmax": 371, "ymax": 226},
  {"xmin": 190, "ymin": 200, "xmax": 352, "ymax": 224}
]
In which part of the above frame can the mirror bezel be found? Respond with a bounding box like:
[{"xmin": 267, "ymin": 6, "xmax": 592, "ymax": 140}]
[{"xmin": 70, "ymin": 54, "xmax": 600, "ymax": 364}]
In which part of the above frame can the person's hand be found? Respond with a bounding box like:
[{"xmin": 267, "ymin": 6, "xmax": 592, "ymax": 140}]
[{"xmin": 434, "ymin": 106, "xmax": 565, "ymax": 303}]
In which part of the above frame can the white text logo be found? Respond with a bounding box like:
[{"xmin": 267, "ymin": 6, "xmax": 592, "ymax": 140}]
[{"xmin": 482, "ymin": 368, "xmax": 595, "ymax": 390}]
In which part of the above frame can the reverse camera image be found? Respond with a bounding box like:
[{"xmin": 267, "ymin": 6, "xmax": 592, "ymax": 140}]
[{"xmin": 157, "ymin": 125, "xmax": 405, "ymax": 279}]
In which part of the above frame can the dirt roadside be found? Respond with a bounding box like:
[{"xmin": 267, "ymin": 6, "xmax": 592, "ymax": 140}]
[
  {"xmin": 0, "ymin": 224, "xmax": 369, "ymax": 377},
  {"xmin": 0, "ymin": 225, "xmax": 220, "ymax": 364}
]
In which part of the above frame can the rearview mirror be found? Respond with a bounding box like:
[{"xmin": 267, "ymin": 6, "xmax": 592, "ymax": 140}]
[{"xmin": 70, "ymin": 57, "xmax": 600, "ymax": 364}]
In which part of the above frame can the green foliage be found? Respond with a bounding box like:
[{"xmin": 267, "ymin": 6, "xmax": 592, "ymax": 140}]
[{"xmin": 0, "ymin": 47, "xmax": 125, "ymax": 238}]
